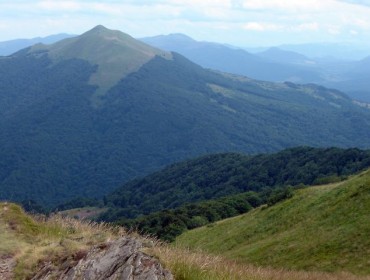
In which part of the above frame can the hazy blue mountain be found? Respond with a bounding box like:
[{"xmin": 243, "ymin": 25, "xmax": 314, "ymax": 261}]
[
  {"xmin": 141, "ymin": 34, "xmax": 322, "ymax": 83},
  {"xmin": 310, "ymin": 55, "xmax": 370, "ymax": 102},
  {"xmin": 0, "ymin": 33, "xmax": 75, "ymax": 56},
  {"xmin": 277, "ymin": 43, "xmax": 370, "ymax": 60},
  {"xmin": 1, "ymin": 26, "xmax": 370, "ymax": 206},
  {"xmin": 142, "ymin": 34, "xmax": 370, "ymax": 102},
  {"xmin": 256, "ymin": 47, "xmax": 315, "ymax": 65}
]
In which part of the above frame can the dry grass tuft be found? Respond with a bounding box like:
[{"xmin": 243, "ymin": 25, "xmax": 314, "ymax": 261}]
[{"xmin": 0, "ymin": 203, "xmax": 125, "ymax": 279}]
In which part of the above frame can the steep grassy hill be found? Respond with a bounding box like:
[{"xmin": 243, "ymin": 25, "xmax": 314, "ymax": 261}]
[
  {"xmin": 101, "ymin": 147, "xmax": 370, "ymax": 219},
  {"xmin": 176, "ymin": 169, "xmax": 370, "ymax": 275},
  {"xmin": 30, "ymin": 25, "xmax": 171, "ymax": 97},
  {"xmin": 2, "ymin": 203, "xmax": 365, "ymax": 280},
  {"xmin": 2, "ymin": 26, "xmax": 370, "ymax": 206}
]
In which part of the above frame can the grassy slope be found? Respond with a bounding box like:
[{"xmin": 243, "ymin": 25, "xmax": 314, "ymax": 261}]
[
  {"xmin": 31, "ymin": 25, "xmax": 171, "ymax": 96},
  {"xmin": 175, "ymin": 169, "xmax": 370, "ymax": 275},
  {"xmin": 1, "ymin": 202, "xmax": 368, "ymax": 280},
  {"xmin": 0, "ymin": 203, "xmax": 119, "ymax": 279}
]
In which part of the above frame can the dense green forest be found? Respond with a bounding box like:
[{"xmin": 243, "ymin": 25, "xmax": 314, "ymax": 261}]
[
  {"xmin": 112, "ymin": 188, "xmax": 293, "ymax": 241},
  {"xmin": 99, "ymin": 147, "xmax": 370, "ymax": 221},
  {"xmin": 2, "ymin": 26, "xmax": 370, "ymax": 206}
]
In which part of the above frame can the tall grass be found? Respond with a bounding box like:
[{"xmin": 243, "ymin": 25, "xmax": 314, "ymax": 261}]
[
  {"xmin": 175, "ymin": 171, "xmax": 370, "ymax": 275},
  {"xmin": 151, "ymin": 245, "xmax": 370, "ymax": 280}
]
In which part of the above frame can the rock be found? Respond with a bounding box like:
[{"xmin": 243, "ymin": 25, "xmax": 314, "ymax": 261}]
[
  {"xmin": 31, "ymin": 237, "xmax": 173, "ymax": 280},
  {"xmin": 0, "ymin": 255, "xmax": 15, "ymax": 280}
]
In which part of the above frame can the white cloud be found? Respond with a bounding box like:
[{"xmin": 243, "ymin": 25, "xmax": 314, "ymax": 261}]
[
  {"xmin": 37, "ymin": 1, "xmax": 82, "ymax": 11},
  {"xmin": 242, "ymin": 0, "xmax": 327, "ymax": 12},
  {"xmin": 243, "ymin": 22, "xmax": 283, "ymax": 31},
  {"xmin": 327, "ymin": 25, "xmax": 341, "ymax": 35},
  {"xmin": 352, "ymin": 18, "xmax": 370, "ymax": 30},
  {"xmin": 0, "ymin": 0, "xmax": 370, "ymax": 46},
  {"xmin": 337, "ymin": 0, "xmax": 370, "ymax": 7},
  {"xmin": 292, "ymin": 22, "xmax": 320, "ymax": 32}
]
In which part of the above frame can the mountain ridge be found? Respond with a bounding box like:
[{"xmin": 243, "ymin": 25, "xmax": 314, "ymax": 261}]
[
  {"xmin": 0, "ymin": 33, "xmax": 74, "ymax": 56},
  {"xmin": 141, "ymin": 33, "xmax": 370, "ymax": 102},
  {"xmin": 28, "ymin": 25, "xmax": 172, "ymax": 97}
]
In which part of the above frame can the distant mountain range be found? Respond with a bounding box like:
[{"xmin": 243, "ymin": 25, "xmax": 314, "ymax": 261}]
[
  {"xmin": 141, "ymin": 34, "xmax": 323, "ymax": 84},
  {"xmin": 0, "ymin": 33, "xmax": 75, "ymax": 56},
  {"xmin": 276, "ymin": 42, "xmax": 370, "ymax": 60},
  {"xmin": 141, "ymin": 34, "xmax": 370, "ymax": 102},
  {"xmin": 2, "ymin": 32, "xmax": 369, "ymax": 102},
  {"xmin": 1, "ymin": 26, "xmax": 370, "ymax": 206}
]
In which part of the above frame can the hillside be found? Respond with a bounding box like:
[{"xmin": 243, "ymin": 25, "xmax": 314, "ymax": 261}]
[
  {"xmin": 101, "ymin": 147, "xmax": 370, "ymax": 219},
  {"xmin": 175, "ymin": 169, "xmax": 370, "ymax": 275},
  {"xmin": 2, "ymin": 26, "xmax": 370, "ymax": 206},
  {"xmin": 1, "ymin": 203, "xmax": 366, "ymax": 280}
]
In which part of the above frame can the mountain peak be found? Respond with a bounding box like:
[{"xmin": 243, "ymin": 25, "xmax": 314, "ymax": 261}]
[
  {"xmin": 28, "ymin": 26, "xmax": 172, "ymax": 99},
  {"xmin": 166, "ymin": 33, "xmax": 195, "ymax": 42},
  {"xmin": 89, "ymin": 24, "xmax": 109, "ymax": 32},
  {"xmin": 82, "ymin": 25, "xmax": 123, "ymax": 39}
]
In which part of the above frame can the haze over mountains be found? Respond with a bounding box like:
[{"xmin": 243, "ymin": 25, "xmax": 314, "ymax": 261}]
[
  {"xmin": 142, "ymin": 34, "xmax": 370, "ymax": 102},
  {"xmin": 2, "ymin": 30, "xmax": 369, "ymax": 101},
  {"xmin": 1, "ymin": 25, "xmax": 370, "ymax": 206},
  {"xmin": 0, "ymin": 33, "xmax": 74, "ymax": 56}
]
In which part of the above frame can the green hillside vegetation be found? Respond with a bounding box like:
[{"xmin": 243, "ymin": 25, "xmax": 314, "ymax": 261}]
[
  {"xmin": 114, "ymin": 188, "xmax": 293, "ymax": 242},
  {"xmin": 30, "ymin": 25, "xmax": 171, "ymax": 97},
  {"xmin": 101, "ymin": 147, "xmax": 370, "ymax": 219},
  {"xmin": 175, "ymin": 169, "xmax": 370, "ymax": 275},
  {"xmin": 2, "ymin": 26, "xmax": 370, "ymax": 206}
]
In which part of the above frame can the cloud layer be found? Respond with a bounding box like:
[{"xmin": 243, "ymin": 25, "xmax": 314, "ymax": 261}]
[{"xmin": 0, "ymin": 0, "xmax": 370, "ymax": 46}]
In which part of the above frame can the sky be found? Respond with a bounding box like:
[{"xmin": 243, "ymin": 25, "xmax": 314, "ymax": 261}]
[{"xmin": 0, "ymin": 0, "xmax": 370, "ymax": 47}]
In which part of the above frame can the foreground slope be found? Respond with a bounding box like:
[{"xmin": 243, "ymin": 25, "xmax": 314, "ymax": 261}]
[
  {"xmin": 1, "ymin": 203, "xmax": 365, "ymax": 280},
  {"xmin": 0, "ymin": 203, "xmax": 172, "ymax": 279},
  {"xmin": 2, "ymin": 26, "xmax": 370, "ymax": 206},
  {"xmin": 176, "ymin": 169, "xmax": 370, "ymax": 275}
]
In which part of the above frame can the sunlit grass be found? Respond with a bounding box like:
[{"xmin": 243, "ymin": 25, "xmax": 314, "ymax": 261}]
[
  {"xmin": 175, "ymin": 170, "xmax": 370, "ymax": 275},
  {"xmin": 150, "ymin": 245, "xmax": 369, "ymax": 280},
  {"xmin": 0, "ymin": 202, "xmax": 124, "ymax": 279}
]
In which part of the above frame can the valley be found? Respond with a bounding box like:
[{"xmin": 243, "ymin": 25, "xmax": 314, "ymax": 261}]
[{"xmin": 1, "ymin": 27, "xmax": 370, "ymax": 207}]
